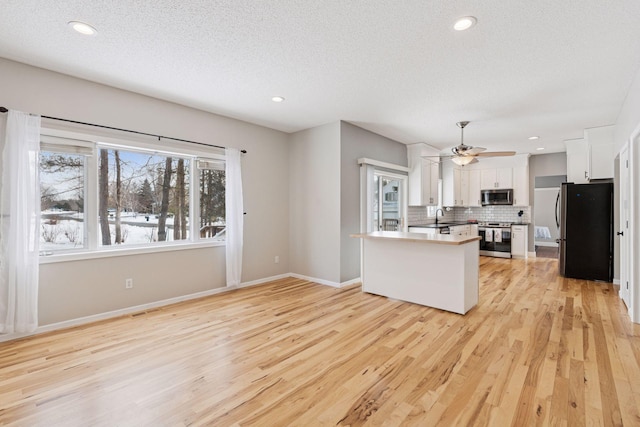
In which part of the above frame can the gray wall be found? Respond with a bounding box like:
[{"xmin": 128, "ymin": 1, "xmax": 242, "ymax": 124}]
[
  {"xmin": 0, "ymin": 58, "xmax": 290, "ymax": 325},
  {"xmin": 289, "ymin": 122, "xmax": 342, "ymax": 283},
  {"xmin": 339, "ymin": 122, "xmax": 407, "ymax": 282},
  {"xmin": 529, "ymin": 152, "xmax": 567, "ymax": 252}
]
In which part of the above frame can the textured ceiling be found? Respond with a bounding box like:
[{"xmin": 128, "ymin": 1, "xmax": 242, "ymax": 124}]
[{"xmin": 1, "ymin": 0, "xmax": 640, "ymax": 155}]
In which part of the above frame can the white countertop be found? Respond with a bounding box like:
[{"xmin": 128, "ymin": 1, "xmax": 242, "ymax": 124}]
[{"xmin": 351, "ymin": 231, "xmax": 481, "ymax": 246}]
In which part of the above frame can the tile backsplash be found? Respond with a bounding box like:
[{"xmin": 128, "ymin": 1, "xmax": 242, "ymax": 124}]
[
  {"xmin": 408, "ymin": 205, "xmax": 531, "ymax": 225},
  {"xmin": 453, "ymin": 206, "xmax": 531, "ymax": 223}
]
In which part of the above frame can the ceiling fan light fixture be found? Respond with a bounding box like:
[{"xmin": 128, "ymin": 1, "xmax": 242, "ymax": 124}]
[
  {"xmin": 451, "ymin": 156, "xmax": 475, "ymax": 166},
  {"xmin": 454, "ymin": 16, "xmax": 477, "ymax": 31}
]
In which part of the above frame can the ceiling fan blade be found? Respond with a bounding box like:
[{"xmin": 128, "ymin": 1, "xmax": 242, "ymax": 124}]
[
  {"xmin": 466, "ymin": 147, "xmax": 486, "ymax": 155},
  {"xmin": 474, "ymin": 151, "xmax": 516, "ymax": 157}
]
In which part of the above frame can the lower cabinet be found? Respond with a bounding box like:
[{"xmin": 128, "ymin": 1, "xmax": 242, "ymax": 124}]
[{"xmin": 511, "ymin": 225, "xmax": 528, "ymax": 258}]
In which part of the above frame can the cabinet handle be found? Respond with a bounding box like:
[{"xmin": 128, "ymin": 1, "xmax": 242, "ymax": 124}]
[{"xmin": 584, "ymin": 171, "xmax": 588, "ymax": 179}]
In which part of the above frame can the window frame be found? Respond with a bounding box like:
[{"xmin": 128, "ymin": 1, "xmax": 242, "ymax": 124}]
[{"xmin": 39, "ymin": 127, "xmax": 227, "ymax": 264}]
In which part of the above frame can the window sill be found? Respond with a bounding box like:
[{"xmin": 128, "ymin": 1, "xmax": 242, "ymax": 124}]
[{"xmin": 39, "ymin": 240, "xmax": 225, "ymax": 264}]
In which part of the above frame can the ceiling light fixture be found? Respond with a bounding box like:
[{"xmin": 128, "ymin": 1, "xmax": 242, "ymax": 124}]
[
  {"xmin": 536, "ymin": 147, "xmax": 545, "ymax": 151},
  {"xmin": 271, "ymin": 96, "xmax": 285, "ymax": 103},
  {"xmin": 68, "ymin": 21, "xmax": 97, "ymax": 35},
  {"xmin": 528, "ymin": 136, "xmax": 540, "ymax": 140},
  {"xmin": 451, "ymin": 156, "xmax": 476, "ymax": 166},
  {"xmin": 453, "ymin": 16, "xmax": 477, "ymax": 31}
]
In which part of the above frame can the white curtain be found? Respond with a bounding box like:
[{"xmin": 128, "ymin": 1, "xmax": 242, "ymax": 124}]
[
  {"xmin": 0, "ymin": 110, "xmax": 41, "ymax": 333},
  {"xmin": 225, "ymin": 147, "xmax": 244, "ymax": 287}
]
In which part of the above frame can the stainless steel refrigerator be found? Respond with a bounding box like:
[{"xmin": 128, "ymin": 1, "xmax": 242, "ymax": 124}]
[{"xmin": 558, "ymin": 182, "xmax": 613, "ymax": 281}]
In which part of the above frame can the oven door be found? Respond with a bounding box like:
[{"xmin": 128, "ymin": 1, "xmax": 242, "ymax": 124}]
[{"xmin": 479, "ymin": 228, "xmax": 511, "ymax": 258}]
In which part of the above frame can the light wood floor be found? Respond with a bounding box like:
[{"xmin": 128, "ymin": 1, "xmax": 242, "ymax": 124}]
[{"xmin": 1, "ymin": 257, "xmax": 639, "ymax": 426}]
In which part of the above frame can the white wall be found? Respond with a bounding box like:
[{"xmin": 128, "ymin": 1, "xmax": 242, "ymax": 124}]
[
  {"xmin": 0, "ymin": 58, "xmax": 290, "ymax": 326},
  {"xmin": 339, "ymin": 122, "xmax": 407, "ymax": 282},
  {"xmin": 288, "ymin": 122, "xmax": 341, "ymax": 283}
]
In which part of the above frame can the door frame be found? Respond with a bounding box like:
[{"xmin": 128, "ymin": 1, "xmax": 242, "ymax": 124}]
[
  {"xmin": 618, "ymin": 145, "xmax": 631, "ymax": 310},
  {"xmin": 628, "ymin": 124, "xmax": 640, "ymax": 323}
]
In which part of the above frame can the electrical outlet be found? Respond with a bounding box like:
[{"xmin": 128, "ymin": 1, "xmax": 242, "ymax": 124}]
[
  {"xmin": 125, "ymin": 278, "xmax": 133, "ymax": 289},
  {"xmin": 274, "ymin": 255, "xmax": 279, "ymax": 264}
]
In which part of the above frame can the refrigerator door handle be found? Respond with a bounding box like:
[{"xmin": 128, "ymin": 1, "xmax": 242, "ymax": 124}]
[{"xmin": 555, "ymin": 191, "xmax": 560, "ymax": 229}]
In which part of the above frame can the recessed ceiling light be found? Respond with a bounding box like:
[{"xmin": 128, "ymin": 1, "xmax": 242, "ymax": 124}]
[
  {"xmin": 528, "ymin": 136, "xmax": 540, "ymax": 140},
  {"xmin": 453, "ymin": 16, "xmax": 477, "ymax": 31},
  {"xmin": 68, "ymin": 21, "xmax": 97, "ymax": 36},
  {"xmin": 536, "ymin": 147, "xmax": 545, "ymax": 151},
  {"xmin": 271, "ymin": 96, "xmax": 285, "ymax": 103}
]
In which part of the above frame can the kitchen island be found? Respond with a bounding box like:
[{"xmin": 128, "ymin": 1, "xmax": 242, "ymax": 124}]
[{"xmin": 352, "ymin": 231, "xmax": 481, "ymax": 314}]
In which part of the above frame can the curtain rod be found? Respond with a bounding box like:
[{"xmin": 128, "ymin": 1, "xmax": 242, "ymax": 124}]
[{"xmin": 0, "ymin": 106, "xmax": 247, "ymax": 154}]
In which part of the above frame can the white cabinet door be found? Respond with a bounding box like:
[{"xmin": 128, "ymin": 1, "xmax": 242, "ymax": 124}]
[
  {"xmin": 407, "ymin": 144, "xmax": 439, "ymax": 206},
  {"xmin": 496, "ymin": 168, "xmax": 512, "ymax": 188},
  {"xmin": 590, "ymin": 143, "xmax": 613, "ymax": 180},
  {"xmin": 429, "ymin": 160, "xmax": 439, "ymax": 205},
  {"xmin": 453, "ymin": 167, "xmax": 462, "ymax": 206},
  {"xmin": 467, "ymin": 169, "xmax": 481, "ymax": 206},
  {"xmin": 442, "ymin": 162, "xmax": 462, "ymax": 207},
  {"xmin": 511, "ymin": 225, "xmax": 528, "ymax": 258},
  {"xmin": 480, "ymin": 169, "xmax": 496, "ymax": 189},
  {"xmin": 460, "ymin": 169, "xmax": 469, "ymax": 207},
  {"xmin": 512, "ymin": 166, "xmax": 529, "ymax": 206},
  {"xmin": 585, "ymin": 125, "xmax": 614, "ymax": 180},
  {"xmin": 565, "ymin": 139, "xmax": 589, "ymax": 183}
]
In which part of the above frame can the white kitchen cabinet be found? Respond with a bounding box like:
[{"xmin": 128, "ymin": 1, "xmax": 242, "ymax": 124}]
[
  {"xmin": 480, "ymin": 168, "xmax": 512, "ymax": 189},
  {"xmin": 466, "ymin": 169, "xmax": 481, "ymax": 206},
  {"xmin": 450, "ymin": 225, "xmax": 471, "ymax": 237},
  {"xmin": 511, "ymin": 225, "xmax": 528, "ymax": 258},
  {"xmin": 585, "ymin": 125, "xmax": 614, "ymax": 180},
  {"xmin": 565, "ymin": 138, "xmax": 589, "ymax": 183},
  {"xmin": 407, "ymin": 143, "xmax": 439, "ymax": 206},
  {"xmin": 408, "ymin": 226, "xmax": 437, "ymax": 235},
  {"xmin": 565, "ymin": 127, "xmax": 614, "ymax": 183},
  {"xmin": 442, "ymin": 161, "xmax": 462, "ymax": 207},
  {"xmin": 512, "ymin": 166, "xmax": 529, "ymax": 206}
]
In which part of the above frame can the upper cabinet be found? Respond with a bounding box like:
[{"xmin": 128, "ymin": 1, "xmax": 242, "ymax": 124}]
[
  {"xmin": 480, "ymin": 167, "xmax": 512, "ymax": 189},
  {"xmin": 512, "ymin": 165, "xmax": 529, "ymax": 206},
  {"xmin": 565, "ymin": 125, "xmax": 614, "ymax": 183},
  {"xmin": 407, "ymin": 143, "xmax": 439, "ymax": 206},
  {"xmin": 460, "ymin": 169, "xmax": 481, "ymax": 207},
  {"xmin": 585, "ymin": 125, "xmax": 614, "ymax": 180},
  {"xmin": 442, "ymin": 161, "xmax": 462, "ymax": 207},
  {"xmin": 441, "ymin": 154, "xmax": 530, "ymax": 207},
  {"xmin": 565, "ymin": 138, "xmax": 589, "ymax": 183}
]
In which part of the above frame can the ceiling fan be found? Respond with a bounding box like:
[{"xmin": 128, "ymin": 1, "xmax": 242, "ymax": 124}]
[{"xmin": 428, "ymin": 121, "xmax": 516, "ymax": 166}]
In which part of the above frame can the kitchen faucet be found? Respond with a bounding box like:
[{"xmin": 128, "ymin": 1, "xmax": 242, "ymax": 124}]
[{"xmin": 435, "ymin": 208, "xmax": 444, "ymax": 225}]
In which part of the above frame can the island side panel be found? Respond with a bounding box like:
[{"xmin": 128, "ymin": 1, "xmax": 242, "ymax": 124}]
[{"xmin": 361, "ymin": 238, "xmax": 477, "ymax": 314}]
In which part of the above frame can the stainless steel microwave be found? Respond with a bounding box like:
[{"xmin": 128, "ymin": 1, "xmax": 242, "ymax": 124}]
[{"xmin": 481, "ymin": 188, "xmax": 513, "ymax": 206}]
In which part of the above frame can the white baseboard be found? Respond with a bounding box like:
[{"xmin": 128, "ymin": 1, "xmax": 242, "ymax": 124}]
[
  {"xmin": 613, "ymin": 278, "xmax": 620, "ymax": 285},
  {"xmin": 0, "ymin": 273, "xmax": 295, "ymax": 343},
  {"xmin": 237, "ymin": 273, "xmax": 291, "ymax": 289},
  {"xmin": 289, "ymin": 273, "xmax": 361, "ymax": 288},
  {"xmin": 528, "ymin": 251, "xmax": 537, "ymax": 258},
  {"xmin": 535, "ymin": 241, "xmax": 559, "ymax": 247}
]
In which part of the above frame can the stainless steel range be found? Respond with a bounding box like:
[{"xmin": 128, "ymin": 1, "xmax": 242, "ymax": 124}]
[{"xmin": 477, "ymin": 222, "xmax": 512, "ymax": 258}]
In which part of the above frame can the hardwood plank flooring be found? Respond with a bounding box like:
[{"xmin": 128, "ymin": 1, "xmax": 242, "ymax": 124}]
[{"xmin": 1, "ymin": 257, "xmax": 639, "ymax": 426}]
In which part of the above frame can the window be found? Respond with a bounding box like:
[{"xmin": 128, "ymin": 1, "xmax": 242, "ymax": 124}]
[
  {"xmin": 98, "ymin": 148, "xmax": 191, "ymax": 246},
  {"xmin": 40, "ymin": 149, "xmax": 87, "ymax": 251},
  {"xmin": 38, "ymin": 134, "xmax": 226, "ymax": 256}
]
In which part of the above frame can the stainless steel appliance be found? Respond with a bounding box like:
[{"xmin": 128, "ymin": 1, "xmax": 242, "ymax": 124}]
[
  {"xmin": 558, "ymin": 182, "xmax": 613, "ymax": 281},
  {"xmin": 478, "ymin": 222, "xmax": 512, "ymax": 258},
  {"xmin": 481, "ymin": 189, "xmax": 513, "ymax": 206}
]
